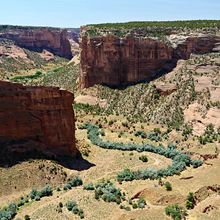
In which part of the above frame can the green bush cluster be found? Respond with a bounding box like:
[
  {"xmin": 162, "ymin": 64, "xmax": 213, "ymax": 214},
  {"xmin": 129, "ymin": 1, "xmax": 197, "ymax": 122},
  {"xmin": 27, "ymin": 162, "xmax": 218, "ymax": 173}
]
[
  {"xmin": 198, "ymin": 124, "xmax": 220, "ymax": 145},
  {"xmin": 185, "ymin": 192, "xmax": 196, "ymax": 210},
  {"xmin": 93, "ymin": 180, "xmax": 124, "ymax": 204},
  {"xmin": 0, "ymin": 203, "xmax": 17, "ymax": 220},
  {"xmin": 11, "ymin": 71, "xmax": 43, "ymax": 82},
  {"xmin": 24, "ymin": 215, "xmax": 31, "ymax": 220},
  {"xmin": 134, "ymin": 129, "xmax": 162, "ymax": 142},
  {"xmin": 88, "ymin": 20, "xmax": 220, "ymax": 30},
  {"xmin": 119, "ymin": 205, "xmax": 131, "ymax": 211},
  {"xmin": 182, "ymin": 124, "xmax": 193, "ymax": 140},
  {"xmin": 86, "ymin": 20, "xmax": 220, "ymax": 38},
  {"xmin": 132, "ymin": 198, "xmax": 146, "ymax": 209},
  {"xmin": 74, "ymin": 103, "xmax": 102, "ymax": 115},
  {"xmin": 165, "ymin": 204, "xmax": 187, "ymax": 220},
  {"xmin": 83, "ymin": 183, "xmax": 95, "ymax": 191},
  {"xmin": 139, "ymin": 155, "xmax": 148, "ymax": 162},
  {"xmin": 17, "ymin": 196, "xmax": 29, "ymax": 207},
  {"xmin": 30, "ymin": 185, "xmax": 53, "ymax": 201},
  {"xmin": 80, "ymin": 123, "xmax": 203, "ymax": 182},
  {"xmin": 165, "ymin": 181, "xmax": 172, "ymax": 191},
  {"xmin": 66, "ymin": 201, "xmax": 84, "ymax": 219},
  {"xmin": 63, "ymin": 176, "xmax": 83, "ymax": 191}
]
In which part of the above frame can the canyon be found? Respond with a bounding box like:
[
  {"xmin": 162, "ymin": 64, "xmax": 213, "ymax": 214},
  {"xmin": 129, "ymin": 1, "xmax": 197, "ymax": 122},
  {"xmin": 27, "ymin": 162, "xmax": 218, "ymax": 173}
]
[
  {"xmin": 0, "ymin": 21, "xmax": 220, "ymax": 220},
  {"xmin": 0, "ymin": 26, "xmax": 75, "ymax": 59},
  {"xmin": 80, "ymin": 33, "xmax": 220, "ymax": 88},
  {"xmin": 0, "ymin": 80, "xmax": 76, "ymax": 159}
]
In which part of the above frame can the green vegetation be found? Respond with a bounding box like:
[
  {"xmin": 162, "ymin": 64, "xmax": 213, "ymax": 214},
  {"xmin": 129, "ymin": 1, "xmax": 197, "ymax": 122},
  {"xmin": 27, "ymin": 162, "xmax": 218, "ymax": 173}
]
[
  {"xmin": 165, "ymin": 204, "xmax": 187, "ymax": 220},
  {"xmin": 24, "ymin": 215, "xmax": 31, "ymax": 220},
  {"xmin": 74, "ymin": 103, "xmax": 102, "ymax": 115},
  {"xmin": 198, "ymin": 124, "xmax": 220, "ymax": 144},
  {"xmin": 0, "ymin": 203, "xmax": 17, "ymax": 220},
  {"xmin": 94, "ymin": 180, "xmax": 124, "ymax": 204},
  {"xmin": 85, "ymin": 20, "xmax": 220, "ymax": 38},
  {"xmin": 30, "ymin": 185, "xmax": 53, "ymax": 201},
  {"xmin": 182, "ymin": 124, "xmax": 193, "ymax": 140},
  {"xmin": 9, "ymin": 63, "xmax": 79, "ymax": 93},
  {"xmin": 96, "ymin": 81, "xmax": 185, "ymax": 128},
  {"xmin": 66, "ymin": 200, "xmax": 84, "ymax": 219},
  {"xmin": 131, "ymin": 197, "xmax": 147, "ymax": 209},
  {"xmin": 139, "ymin": 155, "xmax": 148, "ymax": 162},
  {"xmin": 88, "ymin": 20, "xmax": 220, "ymax": 30},
  {"xmin": 80, "ymin": 123, "xmax": 203, "ymax": 182},
  {"xmin": 10, "ymin": 71, "xmax": 43, "ymax": 82},
  {"xmin": 32, "ymin": 63, "xmax": 79, "ymax": 93},
  {"xmin": 135, "ymin": 129, "xmax": 163, "ymax": 142},
  {"xmin": 185, "ymin": 192, "xmax": 196, "ymax": 210},
  {"xmin": 83, "ymin": 183, "xmax": 95, "ymax": 191},
  {"xmin": 165, "ymin": 181, "xmax": 172, "ymax": 191},
  {"xmin": 63, "ymin": 176, "xmax": 83, "ymax": 191}
]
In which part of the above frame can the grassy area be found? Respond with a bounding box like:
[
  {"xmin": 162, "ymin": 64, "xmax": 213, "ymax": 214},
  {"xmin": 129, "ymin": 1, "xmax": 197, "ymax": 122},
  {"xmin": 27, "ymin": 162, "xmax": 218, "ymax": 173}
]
[
  {"xmin": 9, "ymin": 63, "xmax": 80, "ymax": 93},
  {"xmin": 10, "ymin": 71, "xmax": 43, "ymax": 82},
  {"xmin": 88, "ymin": 20, "xmax": 220, "ymax": 29},
  {"xmin": 84, "ymin": 20, "xmax": 220, "ymax": 37}
]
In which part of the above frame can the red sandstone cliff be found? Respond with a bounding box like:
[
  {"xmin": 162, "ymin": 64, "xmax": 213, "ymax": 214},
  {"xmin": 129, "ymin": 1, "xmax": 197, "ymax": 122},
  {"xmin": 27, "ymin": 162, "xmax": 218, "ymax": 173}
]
[
  {"xmin": 0, "ymin": 81, "xmax": 76, "ymax": 157},
  {"xmin": 0, "ymin": 27, "xmax": 72, "ymax": 59},
  {"xmin": 80, "ymin": 34, "xmax": 220, "ymax": 88}
]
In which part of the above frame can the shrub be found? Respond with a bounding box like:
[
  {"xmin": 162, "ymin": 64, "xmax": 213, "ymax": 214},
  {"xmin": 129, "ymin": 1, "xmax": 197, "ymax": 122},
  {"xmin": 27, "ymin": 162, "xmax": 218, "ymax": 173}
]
[
  {"xmin": 65, "ymin": 201, "xmax": 84, "ymax": 218},
  {"xmin": 185, "ymin": 192, "xmax": 195, "ymax": 210},
  {"xmin": 132, "ymin": 203, "xmax": 138, "ymax": 209},
  {"xmin": 83, "ymin": 183, "xmax": 95, "ymax": 191},
  {"xmin": 108, "ymin": 120, "xmax": 114, "ymax": 126},
  {"xmin": 81, "ymin": 123, "xmax": 203, "ymax": 182},
  {"xmin": 29, "ymin": 185, "xmax": 53, "ymax": 201},
  {"xmin": 56, "ymin": 187, "xmax": 61, "ymax": 192},
  {"xmin": 139, "ymin": 155, "xmax": 148, "ymax": 162},
  {"xmin": 165, "ymin": 182, "xmax": 172, "ymax": 191},
  {"xmin": 63, "ymin": 183, "xmax": 72, "ymax": 191},
  {"xmin": 94, "ymin": 180, "xmax": 123, "ymax": 204},
  {"xmin": 66, "ymin": 201, "xmax": 77, "ymax": 211},
  {"xmin": 137, "ymin": 198, "xmax": 146, "ymax": 209},
  {"xmin": 39, "ymin": 185, "xmax": 53, "ymax": 197},
  {"xmin": 64, "ymin": 176, "xmax": 83, "ymax": 191},
  {"xmin": 68, "ymin": 176, "xmax": 83, "ymax": 187},
  {"xmin": 17, "ymin": 199, "xmax": 25, "ymax": 207},
  {"xmin": 0, "ymin": 203, "xmax": 17, "ymax": 220},
  {"xmin": 24, "ymin": 215, "xmax": 31, "ymax": 220},
  {"xmin": 165, "ymin": 204, "xmax": 187, "ymax": 220}
]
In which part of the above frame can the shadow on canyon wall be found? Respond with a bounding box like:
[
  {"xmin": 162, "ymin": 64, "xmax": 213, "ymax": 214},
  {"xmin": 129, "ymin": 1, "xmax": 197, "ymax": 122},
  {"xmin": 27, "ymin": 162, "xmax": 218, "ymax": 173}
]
[
  {"xmin": 101, "ymin": 60, "xmax": 176, "ymax": 90},
  {"xmin": 0, "ymin": 141, "xmax": 95, "ymax": 171}
]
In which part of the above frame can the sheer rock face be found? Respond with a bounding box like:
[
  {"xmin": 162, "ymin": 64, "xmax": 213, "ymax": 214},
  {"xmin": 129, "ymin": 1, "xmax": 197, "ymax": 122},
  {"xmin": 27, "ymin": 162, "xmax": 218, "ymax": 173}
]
[
  {"xmin": 0, "ymin": 28, "xmax": 72, "ymax": 59},
  {"xmin": 0, "ymin": 81, "xmax": 76, "ymax": 157},
  {"xmin": 80, "ymin": 34, "xmax": 220, "ymax": 88},
  {"xmin": 80, "ymin": 35, "xmax": 173, "ymax": 88}
]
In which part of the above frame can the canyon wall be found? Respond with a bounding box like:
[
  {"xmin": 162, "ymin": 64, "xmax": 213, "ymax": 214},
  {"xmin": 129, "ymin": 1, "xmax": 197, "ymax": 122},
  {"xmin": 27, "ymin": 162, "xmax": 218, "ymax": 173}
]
[
  {"xmin": 80, "ymin": 34, "xmax": 220, "ymax": 88},
  {"xmin": 0, "ymin": 81, "xmax": 76, "ymax": 157},
  {"xmin": 0, "ymin": 27, "xmax": 72, "ymax": 59}
]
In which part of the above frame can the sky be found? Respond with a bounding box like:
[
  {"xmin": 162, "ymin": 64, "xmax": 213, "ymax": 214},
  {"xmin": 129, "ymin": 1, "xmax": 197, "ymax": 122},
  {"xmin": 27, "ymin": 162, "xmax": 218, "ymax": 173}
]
[{"xmin": 0, "ymin": 0, "xmax": 220, "ymax": 28}]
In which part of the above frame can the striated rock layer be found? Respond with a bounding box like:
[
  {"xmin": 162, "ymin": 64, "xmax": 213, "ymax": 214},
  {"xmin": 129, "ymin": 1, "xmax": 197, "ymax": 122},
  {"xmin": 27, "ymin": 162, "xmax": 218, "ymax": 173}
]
[
  {"xmin": 80, "ymin": 34, "xmax": 220, "ymax": 88},
  {"xmin": 0, "ymin": 81, "xmax": 76, "ymax": 157},
  {"xmin": 0, "ymin": 27, "xmax": 72, "ymax": 59}
]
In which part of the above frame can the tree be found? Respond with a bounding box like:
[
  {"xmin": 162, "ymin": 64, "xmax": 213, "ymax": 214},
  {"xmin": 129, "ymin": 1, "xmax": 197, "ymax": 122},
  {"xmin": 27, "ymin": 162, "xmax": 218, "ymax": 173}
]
[{"xmin": 165, "ymin": 181, "xmax": 172, "ymax": 191}]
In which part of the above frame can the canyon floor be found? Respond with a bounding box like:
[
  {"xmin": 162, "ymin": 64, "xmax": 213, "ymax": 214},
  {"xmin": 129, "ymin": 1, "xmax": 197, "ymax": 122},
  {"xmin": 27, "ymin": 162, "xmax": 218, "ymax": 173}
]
[{"xmin": 0, "ymin": 50, "xmax": 220, "ymax": 220}]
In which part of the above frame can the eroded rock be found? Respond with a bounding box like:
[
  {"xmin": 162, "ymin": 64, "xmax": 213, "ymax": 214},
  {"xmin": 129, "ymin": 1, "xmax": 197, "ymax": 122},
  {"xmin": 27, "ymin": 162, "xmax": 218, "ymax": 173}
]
[
  {"xmin": 0, "ymin": 81, "xmax": 76, "ymax": 158},
  {"xmin": 0, "ymin": 27, "xmax": 72, "ymax": 59},
  {"xmin": 80, "ymin": 33, "xmax": 220, "ymax": 88}
]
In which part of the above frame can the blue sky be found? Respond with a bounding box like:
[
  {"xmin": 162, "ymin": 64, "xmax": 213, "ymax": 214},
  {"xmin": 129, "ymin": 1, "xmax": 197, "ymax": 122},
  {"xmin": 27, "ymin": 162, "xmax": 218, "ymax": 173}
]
[{"xmin": 0, "ymin": 0, "xmax": 220, "ymax": 28}]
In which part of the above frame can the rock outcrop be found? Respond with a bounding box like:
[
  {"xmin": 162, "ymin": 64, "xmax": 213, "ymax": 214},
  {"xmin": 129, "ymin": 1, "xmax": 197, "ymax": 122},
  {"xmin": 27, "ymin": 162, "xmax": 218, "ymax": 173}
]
[
  {"xmin": 0, "ymin": 81, "xmax": 76, "ymax": 157},
  {"xmin": 80, "ymin": 34, "xmax": 220, "ymax": 88},
  {"xmin": 0, "ymin": 27, "xmax": 72, "ymax": 59}
]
